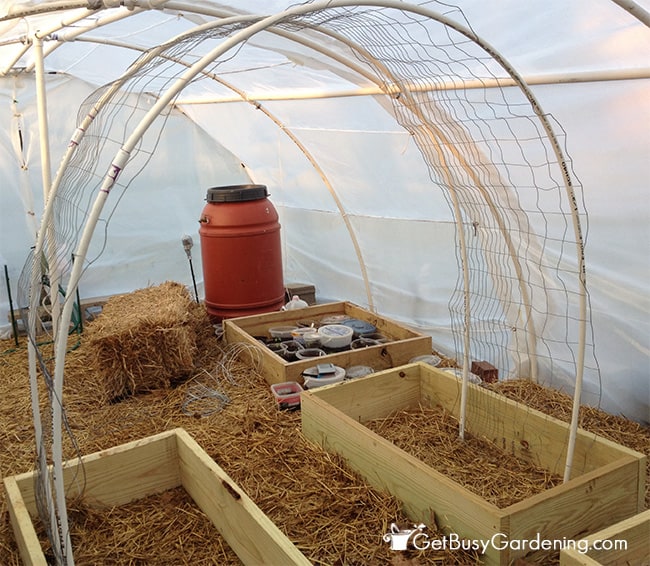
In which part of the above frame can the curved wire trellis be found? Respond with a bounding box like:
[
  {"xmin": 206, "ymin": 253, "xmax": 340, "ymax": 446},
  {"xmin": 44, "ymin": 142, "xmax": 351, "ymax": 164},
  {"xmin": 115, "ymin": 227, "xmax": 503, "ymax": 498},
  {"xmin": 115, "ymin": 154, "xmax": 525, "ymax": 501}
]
[{"xmin": 15, "ymin": 1, "xmax": 600, "ymax": 563}]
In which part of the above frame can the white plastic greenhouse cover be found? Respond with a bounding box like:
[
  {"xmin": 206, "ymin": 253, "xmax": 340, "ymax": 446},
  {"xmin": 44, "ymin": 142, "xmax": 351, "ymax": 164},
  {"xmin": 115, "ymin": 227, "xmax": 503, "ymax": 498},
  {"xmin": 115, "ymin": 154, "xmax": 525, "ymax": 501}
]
[{"xmin": 0, "ymin": 0, "xmax": 648, "ymax": 424}]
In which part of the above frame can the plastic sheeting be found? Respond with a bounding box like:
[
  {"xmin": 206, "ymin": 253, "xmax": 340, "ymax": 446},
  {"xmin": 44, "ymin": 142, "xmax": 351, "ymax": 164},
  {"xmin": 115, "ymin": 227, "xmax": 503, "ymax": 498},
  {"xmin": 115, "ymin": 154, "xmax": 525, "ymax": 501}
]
[{"xmin": 0, "ymin": 0, "xmax": 648, "ymax": 423}]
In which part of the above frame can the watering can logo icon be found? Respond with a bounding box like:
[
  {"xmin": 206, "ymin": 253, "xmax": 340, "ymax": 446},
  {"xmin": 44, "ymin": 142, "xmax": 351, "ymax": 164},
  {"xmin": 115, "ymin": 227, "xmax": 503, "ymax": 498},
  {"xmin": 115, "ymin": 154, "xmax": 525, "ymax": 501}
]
[{"xmin": 383, "ymin": 523, "xmax": 427, "ymax": 550}]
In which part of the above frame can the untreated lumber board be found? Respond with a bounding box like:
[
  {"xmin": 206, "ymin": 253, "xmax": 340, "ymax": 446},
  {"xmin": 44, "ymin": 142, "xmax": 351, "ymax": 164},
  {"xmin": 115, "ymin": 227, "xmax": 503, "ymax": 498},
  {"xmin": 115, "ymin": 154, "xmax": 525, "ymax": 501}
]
[
  {"xmin": 176, "ymin": 428, "xmax": 310, "ymax": 565},
  {"xmin": 559, "ymin": 509, "xmax": 650, "ymax": 566}
]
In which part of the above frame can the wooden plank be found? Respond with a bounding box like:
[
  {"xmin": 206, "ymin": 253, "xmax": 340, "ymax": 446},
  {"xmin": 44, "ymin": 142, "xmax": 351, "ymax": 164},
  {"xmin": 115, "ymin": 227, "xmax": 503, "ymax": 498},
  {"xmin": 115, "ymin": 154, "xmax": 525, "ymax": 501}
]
[
  {"xmin": 2, "ymin": 476, "xmax": 47, "ymax": 566},
  {"xmin": 506, "ymin": 458, "xmax": 642, "ymax": 564},
  {"xmin": 300, "ymin": 391, "xmax": 506, "ymax": 564},
  {"xmin": 306, "ymin": 364, "xmax": 422, "ymax": 422},
  {"xmin": 5, "ymin": 429, "xmax": 311, "ymax": 565},
  {"xmin": 4, "ymin": 430, "xmax": 180, "ymax": 566},
  {"xmin": 560, "ymin": 553, "xmax": 603, "ymax": 566},
  {"xmin": 12, "ymin": 429, "xmax": 181, "ymax": 516},
  {"xmin": 176, "ymin": 429, "xmax": 311, "ymax": 566},
  {"xmin": 281, "ymin": 337, "xmax": 430, "ymax": 384},
  {"xmin": 419, "ymin": 364, "xmax": 641, "ymax": 478},
  {"xmin": 560, "ymin": 509, "xmax": 650, "ymax": 566},
  {"xmin": 222, "ymin": 320, "xmax": 287, "ymax": 383}
]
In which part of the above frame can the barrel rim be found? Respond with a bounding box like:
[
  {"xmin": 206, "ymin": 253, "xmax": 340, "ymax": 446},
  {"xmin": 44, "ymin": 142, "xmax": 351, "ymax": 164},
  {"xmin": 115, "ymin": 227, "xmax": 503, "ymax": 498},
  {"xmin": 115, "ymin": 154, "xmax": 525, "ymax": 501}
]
[{"xmin": 206, "ymin": 184, "xmax": 268, "ymax": 203}]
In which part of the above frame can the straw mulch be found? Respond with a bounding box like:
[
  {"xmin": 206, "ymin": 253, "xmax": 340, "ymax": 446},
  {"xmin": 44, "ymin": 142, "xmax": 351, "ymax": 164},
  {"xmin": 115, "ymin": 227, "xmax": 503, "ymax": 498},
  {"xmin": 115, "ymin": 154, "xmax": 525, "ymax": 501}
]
[
  {"xmin": 83, "ymin": 281, "xmax": 208, "ymax": 402},
  {"xmin": 0, "ymin": 296, "xmax": 481, "ymax": 565},
  {"xmin": 365, "ymin": 405, "xmax": 563, "ymax": 509},
  {"xmin": 1, "ymin": 288, "xmax": 648, "ymax": 565},
  {"xmin": 487, "ymin": 379, "xmax": 650, "ymax": 509},
  {"xmin": 44, "ymin": 488, "xmax": 239, "ymax": 565}
]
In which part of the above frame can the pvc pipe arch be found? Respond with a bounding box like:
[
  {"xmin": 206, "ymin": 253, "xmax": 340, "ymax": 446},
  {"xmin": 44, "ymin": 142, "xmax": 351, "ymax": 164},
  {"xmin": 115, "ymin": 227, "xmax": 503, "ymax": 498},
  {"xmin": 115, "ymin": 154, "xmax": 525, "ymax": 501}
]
[
  {"xmin": 23, "ymin": 9, "xmax": 591, "ymax": 559},
  {"xmin": 81, "ymin": 0, "xmax": 581, "ymax": 473}
]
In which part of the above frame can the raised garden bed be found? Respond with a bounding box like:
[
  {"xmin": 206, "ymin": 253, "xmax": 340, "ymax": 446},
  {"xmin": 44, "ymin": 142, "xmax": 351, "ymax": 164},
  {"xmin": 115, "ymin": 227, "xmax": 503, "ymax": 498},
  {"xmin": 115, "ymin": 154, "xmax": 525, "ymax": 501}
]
[
  {"xmin": 300, "ymin": 362, "xmax": 646, "ymax": 565},
  {"xmin": 3, "ymin": 428, "xmax": 310, "ymax": 566},
  {"xmin": 559, "ymin": 509, "xmax": 650, "ymax": 566}
]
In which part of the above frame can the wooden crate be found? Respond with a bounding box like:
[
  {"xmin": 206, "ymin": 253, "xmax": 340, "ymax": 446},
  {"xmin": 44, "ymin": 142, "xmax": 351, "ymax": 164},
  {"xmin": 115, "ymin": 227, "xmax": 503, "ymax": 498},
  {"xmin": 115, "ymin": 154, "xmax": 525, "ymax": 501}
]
[
  {"xmin": 3, "ymin": 428, "xmax": 310, "ymax": 566},
  {"xmin": 559, "ymin": 509, "xmax": 650, "ymax": 566},
  {"xmin": 300, "ymin": 363, "xmax": 646, "ymax": 566},
  {"xmin": 222, "ymin": 301, "xmax": 432, "ymax": 385}
]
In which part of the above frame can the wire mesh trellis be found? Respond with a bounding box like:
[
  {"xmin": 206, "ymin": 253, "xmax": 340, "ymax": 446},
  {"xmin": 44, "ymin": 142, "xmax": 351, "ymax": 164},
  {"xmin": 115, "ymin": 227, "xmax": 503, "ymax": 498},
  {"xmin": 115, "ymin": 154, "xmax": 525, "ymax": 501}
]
[{"xmin": 16, "ymin": 1, "xmax": 600, "ymax": 563}]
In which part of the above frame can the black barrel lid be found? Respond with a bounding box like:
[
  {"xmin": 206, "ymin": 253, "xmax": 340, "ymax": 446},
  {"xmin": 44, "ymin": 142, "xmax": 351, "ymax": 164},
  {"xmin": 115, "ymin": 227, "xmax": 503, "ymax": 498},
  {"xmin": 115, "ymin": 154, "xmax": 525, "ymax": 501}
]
[{"xmin": 206, "ymin": 184, "xmax": 268, "ymax": 203}]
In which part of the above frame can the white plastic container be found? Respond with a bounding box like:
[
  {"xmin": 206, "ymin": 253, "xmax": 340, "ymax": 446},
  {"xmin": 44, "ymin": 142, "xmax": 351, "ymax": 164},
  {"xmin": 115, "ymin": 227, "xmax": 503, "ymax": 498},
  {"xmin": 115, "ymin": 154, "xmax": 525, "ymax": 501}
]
[
  {"xmin": 302, "ymin": 331, "xmax": 321, "ymax": 348},
  {"xmin": 302, "ymin": 365, "xmax": 346, "ymax": 389},
  {"xmin": 281, "ymin": 340, "xmax": 304, "ymax": 361},
  {"xmin": 295, "ymin": 348, "xmax": 327, "ymax": 360},
  {"xmin": 282, "ymin": 295, "xmax": 309, "ymax": 310},
  {"xmin": 317, "ymin": 324, "xmax": 354, "ymax": 349},
  {"xmin": 409, "ymin": 354, "xmax": 442, "ymax": 367},
  {"xmin": 266, "ymin": 342, "xmax": 287, "ymax": 357},
  {"xmin": 350, "ymin": 337, "xmax": 382, "ymax": 349},
  {"xmin": 269, "ymin": 326, "xmax": 298, "ymax": 339},
  {"xmin": 442, "ymin": 367, "xmax": 482, "ymax": 384},
  {"xmin": 290, "ymin": 327, "xmax": 318, "ymax": 343}
]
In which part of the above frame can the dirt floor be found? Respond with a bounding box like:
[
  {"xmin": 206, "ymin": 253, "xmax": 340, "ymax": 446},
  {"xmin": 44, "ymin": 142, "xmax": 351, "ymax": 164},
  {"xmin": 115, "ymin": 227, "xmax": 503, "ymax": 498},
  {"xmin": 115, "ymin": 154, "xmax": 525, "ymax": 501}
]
[{"xmin": 0, "ymin": 304, "xmax": 648, "ymax": 565}]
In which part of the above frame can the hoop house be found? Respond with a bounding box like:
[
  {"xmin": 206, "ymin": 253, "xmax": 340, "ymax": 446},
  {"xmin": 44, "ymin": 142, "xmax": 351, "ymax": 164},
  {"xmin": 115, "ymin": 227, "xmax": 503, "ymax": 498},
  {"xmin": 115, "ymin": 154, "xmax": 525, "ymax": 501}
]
[{"xmin": 0, "ymin": 1, "xmax": 648, "ymax": 564}]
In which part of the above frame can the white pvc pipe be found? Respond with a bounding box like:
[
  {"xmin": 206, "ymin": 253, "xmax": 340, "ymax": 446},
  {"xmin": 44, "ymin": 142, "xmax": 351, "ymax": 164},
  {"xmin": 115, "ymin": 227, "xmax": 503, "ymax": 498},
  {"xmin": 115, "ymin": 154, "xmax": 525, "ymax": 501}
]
[
  {"xmin": 308, "ymin": 15, "xmax": 540, "ymax": 420},
  {"xmin": 32, "ymin": 33, "xmax": 75, "ymax": 566},
  {"xmin": 611, "ymin": 0, "xmax": 650, "ymax": 26},
  {"xmin": 372, "ymin": 0, "xmax": 589, "ymax": 480},
  {"xmin": 0, "ymin": 41, "xmax": 30, "ymax": 76},
  {"xmin": 1, "ymin": 1, "xmax": 93, "ymax": 20},
  {"xmin": 32, "ymin": 36, "xmax": 52, "ymax": 202},
  {"xmin": 34, "ymin": 7, "xmax": 96, "ymax": 40},
  {"xmin": 26, "ymin": 7, "xmax": 145, "ymax": 73},
  {"xmin": 38, "ymin": 3, "xmax": 587, "ymax": 509},
  {"xmin": 174, "ymin": 67, "xmax": 650, "ymax": 104},
  {"xmin": 26, "ymin": 318, "xmax": 63, "ymax": 563}
]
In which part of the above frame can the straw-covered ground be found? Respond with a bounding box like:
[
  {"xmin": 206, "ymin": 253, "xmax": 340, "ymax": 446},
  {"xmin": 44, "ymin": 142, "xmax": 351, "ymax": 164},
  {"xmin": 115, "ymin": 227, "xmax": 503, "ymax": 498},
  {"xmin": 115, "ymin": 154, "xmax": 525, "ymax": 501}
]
[{"xmin": 0, "ymin": 282, "xmax": 648, "ymax": 565}]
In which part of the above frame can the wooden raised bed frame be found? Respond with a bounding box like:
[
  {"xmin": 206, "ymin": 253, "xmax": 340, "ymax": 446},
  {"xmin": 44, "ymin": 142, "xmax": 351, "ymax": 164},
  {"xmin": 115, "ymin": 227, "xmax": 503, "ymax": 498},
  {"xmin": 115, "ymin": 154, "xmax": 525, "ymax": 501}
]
[
  {"xmin": 559, "ymin": 509, "xmax": 650, "ymax": 566},
  {"xmin": 222, "ymin": 301, "xmax": 432, "ymax": 385},
  {"xmin": 300, "ymin": 363, "xmax": 646, "ymax": 566},
  {"xmin": 3, "ymin": 428, "xmax": 310, "ymax": 566}
]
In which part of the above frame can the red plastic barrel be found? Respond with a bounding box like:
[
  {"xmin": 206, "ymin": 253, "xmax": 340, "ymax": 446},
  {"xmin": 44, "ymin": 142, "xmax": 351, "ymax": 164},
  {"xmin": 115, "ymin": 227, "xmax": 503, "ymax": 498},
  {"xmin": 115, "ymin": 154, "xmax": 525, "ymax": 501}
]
[{"xmin": 199, "ymin": 184, "xmax": 284, "ymax": 321}]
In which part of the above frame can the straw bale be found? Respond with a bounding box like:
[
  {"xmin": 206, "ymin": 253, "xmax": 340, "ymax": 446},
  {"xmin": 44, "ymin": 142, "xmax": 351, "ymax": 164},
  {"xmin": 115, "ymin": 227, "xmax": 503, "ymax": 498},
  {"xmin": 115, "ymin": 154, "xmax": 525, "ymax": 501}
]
[{"xmin": 82, "ymin": 281, "xmax": 208, "ymax": 402}]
